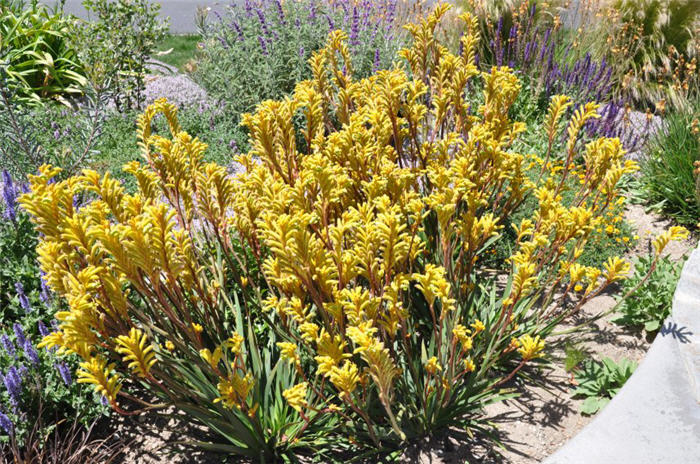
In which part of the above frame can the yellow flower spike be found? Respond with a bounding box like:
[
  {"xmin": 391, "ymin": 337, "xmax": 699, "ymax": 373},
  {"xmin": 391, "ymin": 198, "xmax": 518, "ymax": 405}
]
[
  {"xmin": 283, "ymin": 382, "xmax": 308, "ymax": 413},
  {"xmin": 329, "ymin": 362, "xmax": 360, "ymax": 397},
  {"xmin": 214, "ymin": 372, "xmax": 254, "ymax": 409},
  {"xmin": 77, "ymin": 356, "xmax": 122, "ymax": 405},
  {"xmin": 165, "ymin": 341, "xmax": 175, "ymax": 351},
  {"xmin": 463, "ymin": 357, "xmax": 476, "ymax": 372},
  {"xmin": 603, "ymin": 256, "xmax": 631, "ymax": 283},
  {"xmin": 471, "ymin": 319, "xmax": 485, "ymax": 334},
  {"xmin": 191, "ymin": 323, "xmax": 204, "ymax": 334},
  {"xmin": 424, "ymin": 356, "xmax": 442, "ymax": 375},
  {"xmin": 224, "ymin": 334, "xmax": 245, "ymax": 354},
  {"xmin": 114, "ymin": 328, "xmax": 157, "ymax": 378},
  {"xmin": 517, "ymin": 334, "xmax": 545, "ymax": 361},
  {"xmin": 277, "ymin": 342, "xmax": 300, "ymax": 365},
  {"xmin": 200, "ymin": 347, "xmax": 223, "ymax": 370},
  {"xmin": 652, "ymin": 226, "xmax": 689, "ymax": 256}
]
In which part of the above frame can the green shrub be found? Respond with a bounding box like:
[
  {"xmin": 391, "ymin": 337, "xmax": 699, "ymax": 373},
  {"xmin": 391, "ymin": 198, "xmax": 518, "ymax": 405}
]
[
  {"xmin": 572, "ymin": 357, "xmax": 637, "ymax": 415},
  {"xmin": 70, "ymin": 0, "xmax": 168, "ymax": 110},
  {"xmin": 640, "ymin": 101, "xmax": 700, "ymax": 226}
]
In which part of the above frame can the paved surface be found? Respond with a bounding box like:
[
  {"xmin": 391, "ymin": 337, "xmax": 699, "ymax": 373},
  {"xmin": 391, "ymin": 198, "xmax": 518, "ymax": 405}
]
[
  {"xmin": 544, "ymin": 244, "xmax": 700, "ymax": 464},
  {"xmin": 43, "ymin": 0, "xmax": 229, "ymax": 33}
]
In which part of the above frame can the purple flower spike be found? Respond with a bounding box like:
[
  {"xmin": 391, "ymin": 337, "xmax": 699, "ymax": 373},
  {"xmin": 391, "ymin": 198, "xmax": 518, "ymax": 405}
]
[
  {"xmin": 0, "ymin": 410, "xmax": 12, "ymax": 435},
  {"xmin": 258, "ymin": 36, "xmax": 268, "ymax": 56},
  {"xmin": 23, "ymin": 340, "xmax": 39, "ymax": 366},
  {"xmin": 3, "ymin": 366, "xmax": 22, "ymax": 411},
  {"xmin": 0, "ymin": 335, "xmax": 15, "ymax": 359},
  {"xmin": 373, "ymin": 48, "xmax": 380, "ymax": 72},
  {"xmin": 15, "ymin": 282, "xmax": 31, "ymax": 313},
  {"xmin": 2, "ymin": 170, "xmax": 17, "ymax": 222},
  {"xmin": 13, "ymin": 324, "xmax": 26, "ymax": 347},
  {"xmin": 38, "ymin": 321, "xmax": 49, "ymax": 337},
  {"xmin": 56, "ymin": 362, "xmax": 72, "ymax": 386}
]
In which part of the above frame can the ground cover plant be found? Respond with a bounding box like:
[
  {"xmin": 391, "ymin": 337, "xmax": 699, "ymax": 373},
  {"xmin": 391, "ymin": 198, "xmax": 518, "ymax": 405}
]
[
  {"xmin": 572, "ymin": 356, "xmax": 637, "ymax": 415},
  {"xmin": 17, "ymin": 5, "xmax": 691, "ymax": 461},
  {"xmin": 614, "ymin": 253, "xmax": 685, "ymax": 332}
]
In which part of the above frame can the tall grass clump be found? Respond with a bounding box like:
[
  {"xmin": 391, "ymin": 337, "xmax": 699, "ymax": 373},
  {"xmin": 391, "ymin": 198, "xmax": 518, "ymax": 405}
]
[
  {"xmin": 640, "ymin": 101, "xmax": 700, "ymax": 227},
  {"xmin": 18, "ymin": 4, "xmax": 689, "ymax": 460}
]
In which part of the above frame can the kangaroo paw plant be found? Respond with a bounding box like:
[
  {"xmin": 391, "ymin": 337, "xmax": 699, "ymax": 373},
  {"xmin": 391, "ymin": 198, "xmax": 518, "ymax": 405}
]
[{"xmin": 19, "ymin": 4, "xmax": 666, "ymax": 460}]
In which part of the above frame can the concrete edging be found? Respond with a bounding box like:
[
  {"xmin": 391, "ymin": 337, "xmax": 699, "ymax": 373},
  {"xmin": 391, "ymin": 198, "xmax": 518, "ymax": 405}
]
[{"xmin": 543, "ymin": 244, "xmax": 700, "ymax": 464}]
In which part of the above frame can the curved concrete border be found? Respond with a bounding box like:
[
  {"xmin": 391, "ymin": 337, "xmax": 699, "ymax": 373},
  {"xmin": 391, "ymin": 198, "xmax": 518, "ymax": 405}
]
[{"xmin": 544, "ymin": 244, "xmax": 700, "ymax": 464}]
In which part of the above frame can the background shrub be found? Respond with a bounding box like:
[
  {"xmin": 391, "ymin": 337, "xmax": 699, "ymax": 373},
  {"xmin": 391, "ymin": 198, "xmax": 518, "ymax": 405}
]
[
  {"xmin": 70, "ymin": 0, "xmax": 168, "ymax": 110},
  {"xmin": 194, "ymin": 0, "xmax": 422, "ymax": 116},
  {"xmin": 0, "ymin": 0, "xmax": 86, "ymax": 104}
]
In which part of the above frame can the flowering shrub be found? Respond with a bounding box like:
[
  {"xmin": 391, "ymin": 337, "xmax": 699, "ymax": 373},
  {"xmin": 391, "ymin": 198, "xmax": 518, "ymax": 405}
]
[
  {"xmin": 0, "ymin": 172, "xmax": 106, "ymax": 447},
  {"xmin": 195, "ymin": 0, "xmax": 424, "ymax": 116},
  {"xmin": 19, "ymin": 4, "xmax": 688, "ymax": 459}
]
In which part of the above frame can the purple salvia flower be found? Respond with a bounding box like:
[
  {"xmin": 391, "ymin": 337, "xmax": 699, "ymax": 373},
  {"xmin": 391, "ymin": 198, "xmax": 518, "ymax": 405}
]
[
  {"xmin": 373, "ymin": 48, "xmax": 380, "ymax": 72},
  {"xmin": 15, "ymin": 282, "xmax": 31, "ymax": 313},
  {"xmin": 38, "ymin": 321, "xmax": 49, "ymax": 338},
  {"xmin": 2, "ymin": 170, "xmax": 17, "ymax": 222},
  {"xmin": 0, "ymin": 410, "xmax": 12, "ymax": 435},
  {"xmin": 3, "ymin": 366, "xmax": 22, "ymax": 411},
  {"xmin": 325, "ymin": 14, "xmax": 335, "ymax": 31},
  {"xmin": 40, "ymin": 273, "xmax": 51, "ymax": 305},
  {"xmin": 0, "ymin": 335, "xmax": 15, "ymax": 359},
  {"xmin": 56, "ymin": 362, "xmax": 72, "ymax": 386},
  {"xmin": 100, "ymin": 395, "xmax": 109, "ymax": 406},
  {"xmin": 308, "ymin": 0, "xmax": 317, "ymax": 20},
  {"xmin": 13, "ymin": 324, "xmax": 25, "ymax": 347},
  {"xmin": 23, "ymin": 340, "xmax": 39, "ymax": 366}
]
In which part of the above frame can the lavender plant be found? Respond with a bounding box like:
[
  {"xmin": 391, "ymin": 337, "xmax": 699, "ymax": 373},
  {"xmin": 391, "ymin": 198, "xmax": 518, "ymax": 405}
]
[
  {"xmin": 195, "ymin": 0, "xmax": 422, "ymax": 116},
  {"xmin": 473, "ymin": 3, "xmax": 655, "ymax": 153}
]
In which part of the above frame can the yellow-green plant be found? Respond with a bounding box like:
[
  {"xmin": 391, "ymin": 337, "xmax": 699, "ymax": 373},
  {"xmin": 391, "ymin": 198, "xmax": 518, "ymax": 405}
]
[{"xmin": 19, "ymin": 3, "xmax": 688, "ymax": 460}]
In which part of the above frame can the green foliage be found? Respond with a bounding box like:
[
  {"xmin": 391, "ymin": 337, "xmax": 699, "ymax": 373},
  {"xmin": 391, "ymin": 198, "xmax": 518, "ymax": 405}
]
[
  {"xmin": 573, "ymin": 357, "xmax": 637, "ymax": 415},
  {"xmin": 156, "ymin": 34, "xmax": 200, "ymax": 72},
  {"xmin": 91, "ymin": 106, "xmax": 248, "ymax": 192},
  {"xmin": 70, "ymin": 0, "xmax": 168, "ymax": 110},
  {"xmin": 614, "ymin": 254, "xmax": 685, "ymax": 332},
  {"xmin": 0, "ymin": 1, "xmax": 86, "ymax": 104},
  {"xmin": 194, "ymin": 0, "xmax": 409, "ymax": 117},
  {"xmin": 564, "ymin": 343, "xmax": 588, "ymax": 373},
  {"xmin": 0, "ymin": 65, "xmax": 105, "ymax": 179},
  {"xmin": 640, "ymin": 102, "xmax": 700, "ymax": 226}
]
